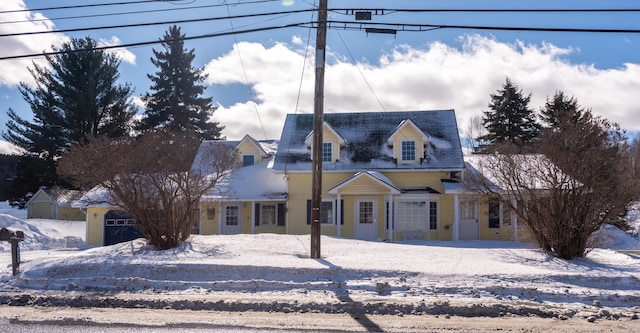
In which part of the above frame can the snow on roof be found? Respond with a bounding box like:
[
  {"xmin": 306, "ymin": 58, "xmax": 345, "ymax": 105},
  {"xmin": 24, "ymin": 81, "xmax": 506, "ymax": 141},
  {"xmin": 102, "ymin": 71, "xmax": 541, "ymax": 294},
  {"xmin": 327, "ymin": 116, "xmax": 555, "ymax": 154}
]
[
  {"xmin": 274, "ymin": 110, "xmax": 464, "ymax": 171},
  {"xmin": 202, "ymin": 157, "xmax": 287, "ymax": 201},
  {"xmin": 464, "ymin": 153, "xmax": 573, "ymax": 191},
  {"xmin": 28, "ymin": 187, "xmax": 85, "ymax": 208}
]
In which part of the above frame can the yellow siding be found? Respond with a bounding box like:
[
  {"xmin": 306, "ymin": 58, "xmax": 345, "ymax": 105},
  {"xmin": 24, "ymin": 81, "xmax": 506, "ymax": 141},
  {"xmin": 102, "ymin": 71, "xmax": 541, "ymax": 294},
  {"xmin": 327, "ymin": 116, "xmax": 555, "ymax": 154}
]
[
  {"xmin": 237, "ymin": 140, "xmax": 265, "ymax": 164},
  {"xmin": 337, "ymin": 176, "xmax": 390, "ymax": 195},
  {"xmin": 199, "ymin": 202, "xmax": 219, "ymax": 235},
  {"xmin": 438, "ymin": 195, "xmax": 455, "ymax": 240},
  {"xmin": 57, "ymin": 207, "xmax": 86, "ymax": 221},
  {"xmin": 392, "ymin": 125, "xmax": 425, "ymax": 164},
  {"xmin": 385, "ymin": 172, "xmax": 448, "ymax": 191},
  {"xmin": 87, "ymin": 207, "xmax": 108, "ymax": 246},
  {"xmin": 29, "ymin": 203, "xmax": 53, "ymax": 219}
]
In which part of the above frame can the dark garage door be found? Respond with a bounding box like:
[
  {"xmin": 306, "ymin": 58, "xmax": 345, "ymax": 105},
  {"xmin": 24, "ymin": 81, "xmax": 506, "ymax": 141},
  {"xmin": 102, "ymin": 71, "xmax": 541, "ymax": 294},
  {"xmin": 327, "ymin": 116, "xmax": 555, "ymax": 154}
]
[{"xmin": 104, "ymin": 210, "xmax": 144, "ymax": 246}]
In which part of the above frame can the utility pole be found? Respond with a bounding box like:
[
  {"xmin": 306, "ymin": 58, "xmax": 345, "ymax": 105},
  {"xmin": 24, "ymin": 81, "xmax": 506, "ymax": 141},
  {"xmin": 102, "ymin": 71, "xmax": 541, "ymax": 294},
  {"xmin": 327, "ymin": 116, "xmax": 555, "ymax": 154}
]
[{"xmin": 310, "ymin": 0, "xmax": 327, "ymax": 259}]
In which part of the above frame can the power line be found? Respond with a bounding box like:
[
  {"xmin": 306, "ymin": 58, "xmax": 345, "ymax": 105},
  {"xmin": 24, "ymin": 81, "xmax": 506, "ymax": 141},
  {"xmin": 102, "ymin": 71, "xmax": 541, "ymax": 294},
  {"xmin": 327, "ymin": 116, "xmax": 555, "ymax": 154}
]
[
  {"xmin": 0, "ymin": 0, "xmax": 171, "ymax": 14},
  {"xmin": 0, "ymin": 22, "xmax": 311, "ymax": 61},
  {"xmin": 0, "ymin": 0, "xmax": 280, "ymax": 25},
  {"xmin": 0, "ymin": 9, "xmax": 315, "ymax": 38},
  {"xmin": 324, "ymin": 20, "xmax": 640, "ymax": 34}
]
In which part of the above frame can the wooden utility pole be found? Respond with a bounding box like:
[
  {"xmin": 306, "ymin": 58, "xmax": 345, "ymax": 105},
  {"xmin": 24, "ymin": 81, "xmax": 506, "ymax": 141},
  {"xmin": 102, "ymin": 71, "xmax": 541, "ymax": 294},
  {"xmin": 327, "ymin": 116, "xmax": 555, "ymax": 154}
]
[{"xmin": 310, "ymin": 0, "xmax": 328, "ymax": 259}]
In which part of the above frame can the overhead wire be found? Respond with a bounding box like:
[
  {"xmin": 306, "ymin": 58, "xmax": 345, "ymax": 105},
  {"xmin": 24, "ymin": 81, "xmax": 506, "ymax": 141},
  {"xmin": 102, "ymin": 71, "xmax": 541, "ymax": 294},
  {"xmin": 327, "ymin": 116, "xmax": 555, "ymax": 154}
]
[
  {"xmin": 224, "ymin": 2, "xmax": 269, "ymax": 140},
  {"xmin": 0, "ymin": 0, "xmax": 280, "ymax": 25},
  {"xmin": 0, "ymin": 0, "xmax": 176, "ymax": 14}
]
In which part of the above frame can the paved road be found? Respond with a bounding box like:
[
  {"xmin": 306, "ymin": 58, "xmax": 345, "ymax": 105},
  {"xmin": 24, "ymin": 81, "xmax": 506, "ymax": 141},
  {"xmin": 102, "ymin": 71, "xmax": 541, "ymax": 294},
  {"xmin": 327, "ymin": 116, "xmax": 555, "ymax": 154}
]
[{"xmin": 2, "ymin": 306, "xmax": 640, "ymax": 332}]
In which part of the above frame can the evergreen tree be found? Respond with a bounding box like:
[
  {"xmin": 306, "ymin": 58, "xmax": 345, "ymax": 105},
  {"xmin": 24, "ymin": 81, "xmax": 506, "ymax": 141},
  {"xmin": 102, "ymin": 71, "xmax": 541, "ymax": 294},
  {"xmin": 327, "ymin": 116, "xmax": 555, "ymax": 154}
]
[
  {"xmin": 540, "ymin": 91, "xmax": 588, "ymax": 130},
  {"xmin": 2, "ymin": 37, "xmax": 135, "ymax": 204},
  {"xmin": 478, "ymin": 78, "xmax": 539, "ymax": 148},
  {"xmin": 137, "ymin": 25, "xmax": 223, "ymax": 139}
]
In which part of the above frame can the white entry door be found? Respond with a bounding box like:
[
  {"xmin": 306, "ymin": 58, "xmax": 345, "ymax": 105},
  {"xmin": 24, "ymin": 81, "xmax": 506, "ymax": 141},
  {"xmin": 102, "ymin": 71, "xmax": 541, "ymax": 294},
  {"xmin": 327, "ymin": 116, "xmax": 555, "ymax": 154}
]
[
  {"xmin": 459, "ymin": 200, "xmax": 479, "ymax": 240},
  {"xmin": 355, "ymin": 198, "xmax": 378, "ymax": 240},
  {"xmin": 221, "ymin": 205, "xmax": 241, "ymax": 234}
]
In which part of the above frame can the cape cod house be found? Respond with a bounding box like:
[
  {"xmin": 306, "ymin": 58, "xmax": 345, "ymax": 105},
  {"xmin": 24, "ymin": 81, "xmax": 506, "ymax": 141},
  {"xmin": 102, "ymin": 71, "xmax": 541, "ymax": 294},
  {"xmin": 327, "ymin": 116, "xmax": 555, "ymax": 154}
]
[{"xmin": 78, "ymin": 110, "xmax": 521, "ymax": 246}]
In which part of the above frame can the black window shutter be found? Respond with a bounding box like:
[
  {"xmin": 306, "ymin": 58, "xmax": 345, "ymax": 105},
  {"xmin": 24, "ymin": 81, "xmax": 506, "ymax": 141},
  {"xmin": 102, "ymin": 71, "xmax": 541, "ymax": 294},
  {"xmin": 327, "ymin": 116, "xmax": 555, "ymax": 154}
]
[
  {"xmin": 306, "ymin": 200, "xmax": 311, "ymax": 224},
  {"xmin": 277, "ymin": 203, "xmax": 285, "ymax": 226},
  {"xmin": 339, "ymin": 199, "xmax": 344, "ymax": 225},
  {"xmin": 255, "ymin": 203, "xmax": 260, "ymax": 226}
]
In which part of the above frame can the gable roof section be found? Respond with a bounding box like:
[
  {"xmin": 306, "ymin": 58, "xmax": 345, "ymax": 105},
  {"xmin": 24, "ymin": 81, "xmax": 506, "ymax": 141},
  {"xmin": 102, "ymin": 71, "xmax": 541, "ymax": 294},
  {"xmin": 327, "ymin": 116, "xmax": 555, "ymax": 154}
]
[
  {"xmin": 26, "ymin": 186, "xmax": 85, "ymax": 208},
  {"xmin": 304, "ymin": 121, "xmax": 347, "ymax": 147},
  {"xmin": 238, "ymin": 134, "xmax": 271, "ymax": 158},
  {"xmin": 274, "ymin": 110, "xmax": 464, "ymax": 171},
  {"xmin": 387, "ymin": 119, "xmax": 429, "ymax": 145},
  {"xmin": 328, "ymin": 170, "xmax": 401, "ymax": 195}
]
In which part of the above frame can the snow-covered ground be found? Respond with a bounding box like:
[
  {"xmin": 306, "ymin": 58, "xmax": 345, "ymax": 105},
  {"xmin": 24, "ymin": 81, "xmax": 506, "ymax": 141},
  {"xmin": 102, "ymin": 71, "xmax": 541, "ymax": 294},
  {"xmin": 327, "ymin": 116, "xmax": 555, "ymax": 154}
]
[{"xmin": 0, "ymin": 201, "xmax": 639, "ymax": 321}]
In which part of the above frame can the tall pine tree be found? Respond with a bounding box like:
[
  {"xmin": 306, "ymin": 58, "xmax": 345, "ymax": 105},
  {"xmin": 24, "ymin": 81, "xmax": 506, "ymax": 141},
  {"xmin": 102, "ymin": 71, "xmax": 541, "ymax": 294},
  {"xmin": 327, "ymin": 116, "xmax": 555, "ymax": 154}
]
[
  {"xmin": 2, "ymin": 37, "xmax": 135, "ymax": 206},
  {"xmin": 478, "ymin": 78, "xmax": 539, "ymax": 149},
  {"xmin": 540, "ymin": 91, "xmax": 588, "ymax": 130},
  {"xmin": 137, "ymin": 25, "xmax": 223, "ymax": 139}
]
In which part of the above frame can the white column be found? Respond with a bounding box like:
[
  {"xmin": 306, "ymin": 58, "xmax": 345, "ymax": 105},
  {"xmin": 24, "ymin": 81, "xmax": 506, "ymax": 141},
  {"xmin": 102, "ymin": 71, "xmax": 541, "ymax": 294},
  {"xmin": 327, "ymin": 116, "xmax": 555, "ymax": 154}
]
[
  {"xmin": 453, "ymin": 194, "xmax": 459, "ymax": 241},
  {"xmin": 251, "ymin": 201, "xmax": 256, "ymax": 234},
  {"xmin": 388, "ymin": 194, "xmax": 394, "ymax": 241},
  {"xmin": 336, "ymin": 194, "xmax": 342, "ymax": 238},
  {"xmin": 218, "ymin": 202, "xmax": 224, "ymax": 235}
]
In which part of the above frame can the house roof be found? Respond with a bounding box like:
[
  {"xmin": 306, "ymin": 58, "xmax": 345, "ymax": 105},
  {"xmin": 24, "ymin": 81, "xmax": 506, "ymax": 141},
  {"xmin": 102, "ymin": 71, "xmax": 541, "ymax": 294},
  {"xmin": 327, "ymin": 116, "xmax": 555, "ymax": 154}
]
[
  {"xmin": 273, "ymin": 110, "xmax": 464, "ymax": 171},
  {"xmin": 27, "ymin": 187, "xmax": 85, "ymax": 208},
  {"xmin": 327, "ymin": 170, "xmax": 401, "ymax": 195},
  {"xmin": 201, "ymin": 156, "xmax": 287, "ymax": 201}
]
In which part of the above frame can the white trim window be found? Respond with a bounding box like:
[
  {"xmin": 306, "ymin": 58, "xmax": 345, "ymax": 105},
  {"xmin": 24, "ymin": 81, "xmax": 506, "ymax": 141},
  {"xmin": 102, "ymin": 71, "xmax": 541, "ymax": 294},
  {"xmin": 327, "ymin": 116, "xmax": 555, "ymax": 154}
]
[
  {"xmin": 260, "ymin": 204, "xmax": 277, "ymax": 226},
  {"xmin": 401, "ymin": 140, "xmax": 416, "ymax": 161},
  {"xmin": 394, "ymin": 199, "xmax": 439, "ymax": 231},
  {"xmin": 225, "ymin": 206, "xmax": 239, "ymax": 226},
  {"xmin": 322, "ymin": 142, "xmax": 332, "ymax": 162}
]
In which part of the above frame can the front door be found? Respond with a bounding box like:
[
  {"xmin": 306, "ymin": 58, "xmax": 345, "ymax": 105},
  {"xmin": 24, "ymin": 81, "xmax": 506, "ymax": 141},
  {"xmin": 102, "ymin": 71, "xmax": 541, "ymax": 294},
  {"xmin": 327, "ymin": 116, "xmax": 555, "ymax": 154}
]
[
  {"xmin": 355, "ymin": 198, "xmax": 378, "ymax": 240},
  {"xmin": 459, "ymin": 200, "xmax": 479, "ymax": 240},
  {"xmin": 221, "ymin": 205, "xmax": 241, "ymax": 234}
]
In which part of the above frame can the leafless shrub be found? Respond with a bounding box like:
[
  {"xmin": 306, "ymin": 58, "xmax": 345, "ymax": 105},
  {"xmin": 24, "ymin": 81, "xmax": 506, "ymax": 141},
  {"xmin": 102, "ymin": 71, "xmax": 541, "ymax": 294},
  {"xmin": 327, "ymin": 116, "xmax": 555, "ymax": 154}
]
[{"xmin": 58, "ymin": 130, "xmax": 239, "ymax": 249}]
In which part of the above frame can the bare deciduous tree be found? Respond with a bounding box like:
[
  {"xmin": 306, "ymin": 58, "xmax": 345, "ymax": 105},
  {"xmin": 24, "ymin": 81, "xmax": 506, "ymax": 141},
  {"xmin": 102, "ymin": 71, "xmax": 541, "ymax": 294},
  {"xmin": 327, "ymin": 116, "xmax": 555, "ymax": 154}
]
[
  {"xmin": 466, "ymin": 122, "xmax": 639, "ymax": 259},
  {"xmin": 58, "ymin": 130, "xmax": 239, "ymax": 249}
]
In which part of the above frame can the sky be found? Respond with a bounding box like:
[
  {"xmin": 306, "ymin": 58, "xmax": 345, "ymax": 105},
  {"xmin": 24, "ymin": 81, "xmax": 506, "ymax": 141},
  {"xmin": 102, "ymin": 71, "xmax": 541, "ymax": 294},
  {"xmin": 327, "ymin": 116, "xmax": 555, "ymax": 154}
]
[
  {"xmin": 1, "ymin": 0, "xmax": 640, "ymax": 154},
  {"xmin": 1, "ymin": 201, "xmax": 639, "ymax": 321}
]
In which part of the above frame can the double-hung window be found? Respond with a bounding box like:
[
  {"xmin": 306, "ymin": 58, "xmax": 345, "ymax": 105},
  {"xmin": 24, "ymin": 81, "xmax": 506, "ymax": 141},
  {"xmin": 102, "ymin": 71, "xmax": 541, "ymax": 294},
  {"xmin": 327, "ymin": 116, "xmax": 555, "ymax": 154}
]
[
  {"xmin": 320, "ymin": 201, "xmax": 334, "ymax": 224},
  {"xmin": 401, "ymin": 140, "xmax": 416, "ymax": 161},
  {"xmin": 260, "ymin": 204, "xmax": 277, "ymax": 226},
  {"xmin": 322, "ymin": 142, "xmax": 332, "ymax": 162}
]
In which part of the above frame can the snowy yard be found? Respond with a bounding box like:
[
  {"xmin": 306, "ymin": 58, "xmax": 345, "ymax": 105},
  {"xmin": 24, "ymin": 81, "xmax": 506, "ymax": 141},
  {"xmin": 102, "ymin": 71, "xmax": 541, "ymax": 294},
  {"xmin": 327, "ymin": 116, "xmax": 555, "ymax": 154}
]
[{"xmin": 1, "ymin": 202, "xmax": 639, "ymax": 321}]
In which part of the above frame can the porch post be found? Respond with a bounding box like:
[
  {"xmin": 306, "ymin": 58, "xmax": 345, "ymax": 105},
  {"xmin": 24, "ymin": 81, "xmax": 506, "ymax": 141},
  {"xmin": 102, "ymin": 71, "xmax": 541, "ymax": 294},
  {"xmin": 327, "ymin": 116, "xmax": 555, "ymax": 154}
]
[
  {"xmin": 218, "ymin": 202, "xmax": 223, "ymax": 235},
  {"xmin": 251, "ymin": 201, "xmax": 256, "ymax": 234},
  {"xmin": 336, "ymin": 193, "xmax": 341, "ymax": 238},
  {"xmin": 388, "ymin": 194, "xmax": 394, "ymax": 241},
  {"xmin": 453, "ymin": 194, "xmax": 459, "ymax": 241}
]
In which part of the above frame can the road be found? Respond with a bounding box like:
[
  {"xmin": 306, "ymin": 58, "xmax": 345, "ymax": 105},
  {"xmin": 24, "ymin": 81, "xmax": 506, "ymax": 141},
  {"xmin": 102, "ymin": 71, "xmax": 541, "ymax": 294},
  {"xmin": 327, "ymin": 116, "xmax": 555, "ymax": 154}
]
[{"xmin": 1, "ymin": 305, "xmax": 639, "ymax": 332}]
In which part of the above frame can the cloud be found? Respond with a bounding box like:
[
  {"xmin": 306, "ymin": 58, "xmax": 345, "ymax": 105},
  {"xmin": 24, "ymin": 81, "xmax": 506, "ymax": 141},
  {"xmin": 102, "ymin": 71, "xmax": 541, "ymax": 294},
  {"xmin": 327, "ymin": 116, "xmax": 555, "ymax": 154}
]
[
  {"xmin": 98, "ymin": 36, "xmax": 136, "ymax": 65},
  {"xmin": 206, "ymin": 35, "xmax": 640, "ymax": 141},
  {"xmin": 0, "ymin": 1, "xmax": 69, "ymax": 87},
  {"xmin": 0, "ymin": 141, "xmax": 22, "ymax": 155}
]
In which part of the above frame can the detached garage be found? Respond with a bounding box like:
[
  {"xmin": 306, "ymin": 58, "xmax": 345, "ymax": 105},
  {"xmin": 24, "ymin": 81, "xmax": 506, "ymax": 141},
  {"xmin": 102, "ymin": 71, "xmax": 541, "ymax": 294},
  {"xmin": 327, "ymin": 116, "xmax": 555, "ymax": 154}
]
[
  {"xmin": 26, "ymin": 187, "xmax": 86, "ymax": 221},
  {"xmin": 103, "ymin": 210, "xmax": 144, "ymax": 246}
]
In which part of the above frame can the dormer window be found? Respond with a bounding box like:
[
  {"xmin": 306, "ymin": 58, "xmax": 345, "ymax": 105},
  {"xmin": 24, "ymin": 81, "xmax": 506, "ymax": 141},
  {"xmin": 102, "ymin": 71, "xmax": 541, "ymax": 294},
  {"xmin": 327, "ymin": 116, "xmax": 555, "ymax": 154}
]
[
  {"xmin": 401, "ymin": 141, "xmax": 416, "ymax": 161},
  {"xmin": 322, "ymin": 142, "xmax": 333, "ymax": 162}
]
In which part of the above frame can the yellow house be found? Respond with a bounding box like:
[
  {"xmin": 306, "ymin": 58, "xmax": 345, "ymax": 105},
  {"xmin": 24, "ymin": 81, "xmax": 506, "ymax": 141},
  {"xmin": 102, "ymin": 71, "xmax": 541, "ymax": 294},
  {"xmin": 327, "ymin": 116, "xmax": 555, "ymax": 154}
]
[
  {"xmin": 271, "ymin": 110, "xmax": 519, "ymax": 241},
  {"xmin": 26, "ymin": 186, "xmax": 86, "ymax": 221},
  {"xmin": 195, "ymin": 135, "xmax": 287, "ymax": 236},
  {"xmin": 78, "ymin": 111, "xmax": 524, "ymax": 246}
]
